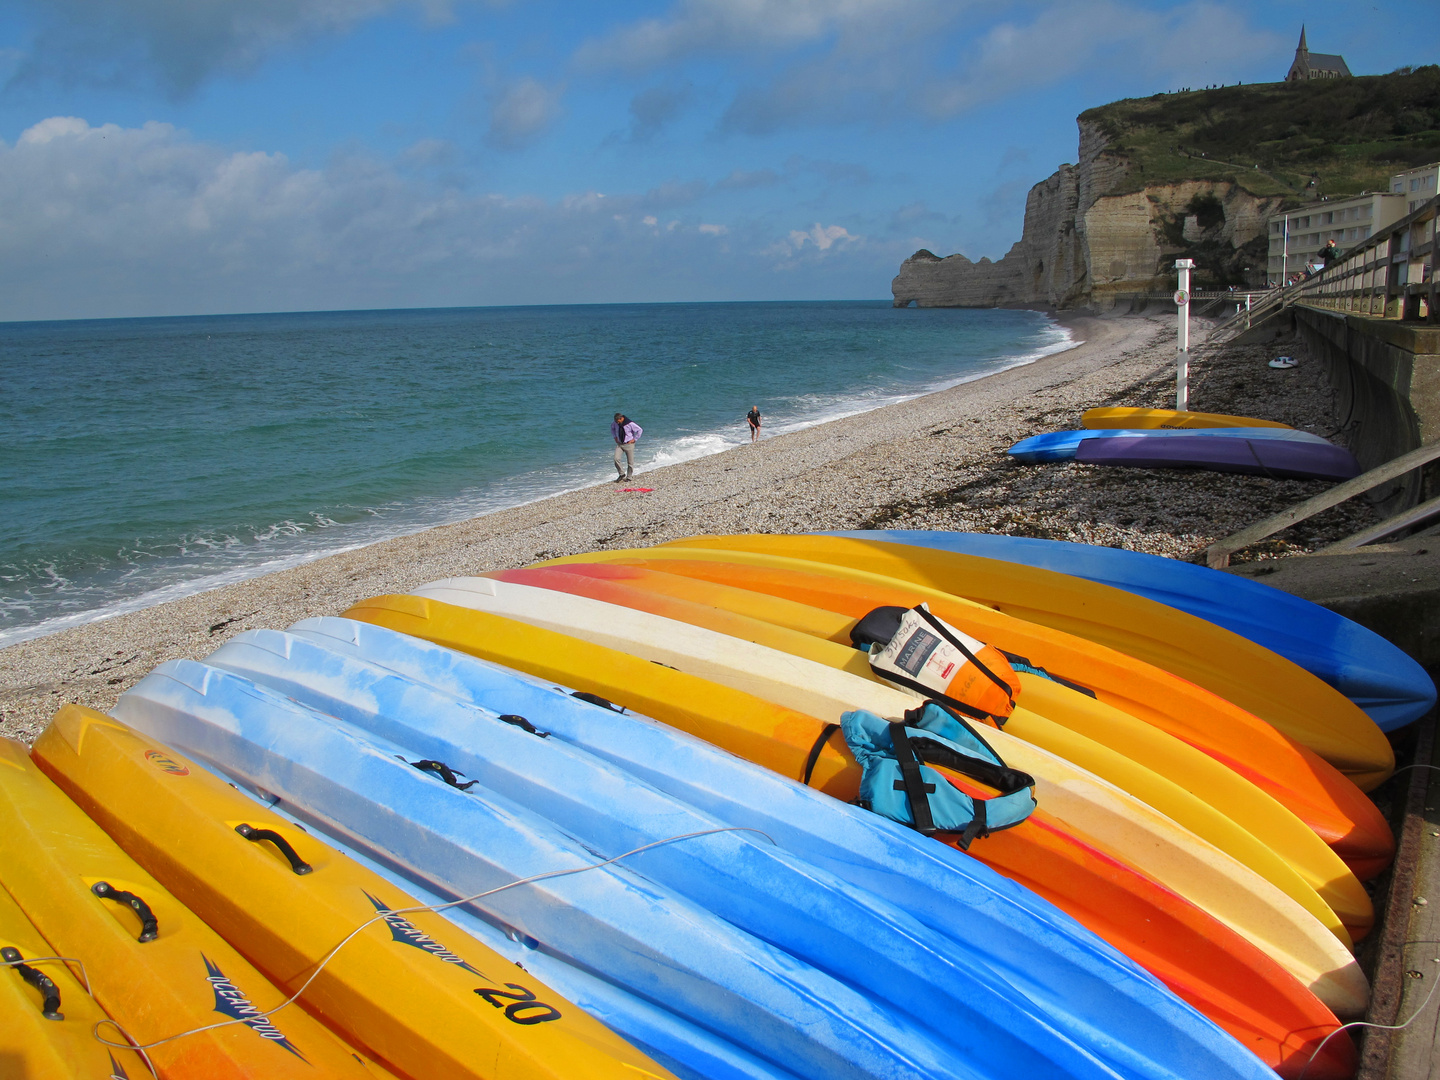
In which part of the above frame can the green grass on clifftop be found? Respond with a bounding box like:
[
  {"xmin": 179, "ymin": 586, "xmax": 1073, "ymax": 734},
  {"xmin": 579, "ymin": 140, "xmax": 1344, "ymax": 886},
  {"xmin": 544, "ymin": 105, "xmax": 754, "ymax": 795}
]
[{"xmin": 1081, "ymin": 67, "xmax": 1440, "ymax": 203}]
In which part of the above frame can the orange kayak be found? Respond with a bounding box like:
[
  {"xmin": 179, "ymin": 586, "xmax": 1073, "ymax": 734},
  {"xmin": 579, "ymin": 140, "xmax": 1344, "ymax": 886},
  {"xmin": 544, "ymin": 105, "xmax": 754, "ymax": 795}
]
[
  {"xmin": 650, "ymin": 534, "xmax": 1395, "ymax": 790},
  {"xmin": 535, "ymin": 550, "xmax": 1393, "ymax": 882},
  {"xmin": 345, "ymin": 592, "xmax": 1355, "ymax": 1080}
]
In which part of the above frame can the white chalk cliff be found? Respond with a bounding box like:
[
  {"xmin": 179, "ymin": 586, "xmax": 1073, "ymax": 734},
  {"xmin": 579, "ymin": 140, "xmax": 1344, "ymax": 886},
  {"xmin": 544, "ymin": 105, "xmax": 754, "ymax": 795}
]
[{"xmin": 892, "ymin": 120, "xmax": 1285, "ymax": 309}]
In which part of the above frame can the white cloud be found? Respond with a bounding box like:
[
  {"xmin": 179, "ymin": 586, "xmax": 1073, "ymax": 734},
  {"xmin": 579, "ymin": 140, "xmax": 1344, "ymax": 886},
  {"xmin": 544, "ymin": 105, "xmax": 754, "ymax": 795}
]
[
  {"xmin": 576, "ymin": 0, "xmax": 1280, "ymax": 134},
  {"xmin": 922, "ymin": 2, "xmax": 1282, "ymax": 118},
  {"xmin": 7, "ymin": 0, "xmax": 477, "ymax": 97},
  {"xmin": 575, "ymin": 0, "xmax": 917, "ymax": 70},
  {"xmin": 0, "ymin": 116, "xmax": 894, "ymax": 319},
  {"xmin": 789, "ymin": 222, "xmax": 856, "ymax": 251},
  {"xmin": 487, "ymin": 76, "xmax": 565, "ymax": 148}
]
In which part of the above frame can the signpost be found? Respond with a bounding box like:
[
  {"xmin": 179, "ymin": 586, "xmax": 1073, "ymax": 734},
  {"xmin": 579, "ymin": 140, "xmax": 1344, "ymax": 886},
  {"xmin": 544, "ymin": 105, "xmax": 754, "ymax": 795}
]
[{"xmin": 1174, "ymin": 258, "xmax": 1194, "ymax": 411}]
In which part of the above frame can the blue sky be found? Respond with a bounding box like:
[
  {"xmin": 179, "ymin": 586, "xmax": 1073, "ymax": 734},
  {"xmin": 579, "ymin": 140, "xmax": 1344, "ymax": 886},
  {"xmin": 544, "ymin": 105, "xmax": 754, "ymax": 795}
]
[{"xmin": 0, "ymin": 0, "xmax": 1430, "ymax": 320}]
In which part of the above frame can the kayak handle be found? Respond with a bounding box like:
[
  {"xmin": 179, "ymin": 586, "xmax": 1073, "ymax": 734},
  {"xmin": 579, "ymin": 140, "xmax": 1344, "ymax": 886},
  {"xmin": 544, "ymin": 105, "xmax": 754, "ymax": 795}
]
[
  {"xmin": 91, "ymin": 882, "xmax": 159, "ymax": 942},
  {"xmin": 2, "ymin": 946, "xmax": 63, "ymax": 1019},
  {"xmin": 235, "ymin": 823, "xmax": 314, "ymax": 876}
]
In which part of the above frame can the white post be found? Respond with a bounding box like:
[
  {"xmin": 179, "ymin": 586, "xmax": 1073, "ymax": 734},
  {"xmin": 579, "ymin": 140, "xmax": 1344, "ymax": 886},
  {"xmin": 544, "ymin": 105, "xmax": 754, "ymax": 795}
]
[
  {"xmin": 1175, "ymin": 259, "xmax": 1194, "ymax": 411},
  {"xmin": 1282, "ymin": 215, "xmax": 1289, "ymax": 284}
]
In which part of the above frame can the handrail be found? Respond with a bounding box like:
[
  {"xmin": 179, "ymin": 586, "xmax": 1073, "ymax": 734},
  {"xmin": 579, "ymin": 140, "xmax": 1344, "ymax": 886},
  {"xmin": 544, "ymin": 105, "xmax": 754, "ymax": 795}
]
[
  {"xmin": 1201, "ymin": 441, "xmax": 1440, "ymax": 568},
  {"xmin": 1285, "ymin": 193, "xmax": 1439, "ymax": 321},
  {"xmin": 1311, "ymin": 494, "xmax": 1440, "ymax": 554}
]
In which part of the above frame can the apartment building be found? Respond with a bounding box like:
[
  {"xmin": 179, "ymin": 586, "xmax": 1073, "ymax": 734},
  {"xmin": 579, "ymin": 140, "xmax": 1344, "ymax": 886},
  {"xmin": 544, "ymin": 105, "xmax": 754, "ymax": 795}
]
[
  {"xmin": 1391, "ymin": 163, "xmax": 1440, "ymax": 214},
  {"xmin": 1265, "ymin": 192, "xmax": 1406, "ymax": 284}
]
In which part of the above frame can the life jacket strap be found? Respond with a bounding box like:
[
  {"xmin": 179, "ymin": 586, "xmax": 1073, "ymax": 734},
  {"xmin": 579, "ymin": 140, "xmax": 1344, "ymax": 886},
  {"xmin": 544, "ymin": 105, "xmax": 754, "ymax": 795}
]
[
  {"xmin": 912, "ymin": 604, "xmax": 1016, "ymax": 714},
  {"xmin": 802, "ymin": 723, "xmax": 841, "ymax": 786},
  {"xmin": 888, "ymin": 722, "xmax": 937, "ymax": 835}
]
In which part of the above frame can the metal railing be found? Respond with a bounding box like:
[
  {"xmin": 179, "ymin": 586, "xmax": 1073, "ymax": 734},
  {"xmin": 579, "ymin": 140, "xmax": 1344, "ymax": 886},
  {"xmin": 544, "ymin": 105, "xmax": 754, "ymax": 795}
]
[{"xmin": 1287, "ymin": 194, "xmax": 1439, "ymax": 321}]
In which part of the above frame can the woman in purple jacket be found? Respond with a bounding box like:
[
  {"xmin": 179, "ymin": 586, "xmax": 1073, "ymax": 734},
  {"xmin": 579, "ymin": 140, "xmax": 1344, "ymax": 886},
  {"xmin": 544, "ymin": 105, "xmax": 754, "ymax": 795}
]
[{"xmin": 611, "ymin": 413, "xmax": 642, "ymax": 481}]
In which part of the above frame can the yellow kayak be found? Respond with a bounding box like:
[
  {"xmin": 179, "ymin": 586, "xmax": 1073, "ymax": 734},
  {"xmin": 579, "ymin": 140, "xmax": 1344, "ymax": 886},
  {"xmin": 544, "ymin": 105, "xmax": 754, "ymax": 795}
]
[
  {"xmin": 31, "ymin": 705, "xmax": 680, "ymax": 1080},
  {"xmin": 1082, "ymin": 407, "xmax": 1294, "ymax": 430},
  {"xmin": 0, "ymin": 881, "xmax": 151, "ymax": 1079},
  {"xmin": 493, "ymin": 564, "xmax": 1376, "ymax": 957},
  {"xmin": 411, "ymin": 576, "xmax": 1367, "ymax": 946},
  {"xmin": 0, "ymin": 737, "xmax": 397, "ymax": 1080},
  {"xmin": 651, "ymin": 534, "xmax": 1395, "ymax": 789}
]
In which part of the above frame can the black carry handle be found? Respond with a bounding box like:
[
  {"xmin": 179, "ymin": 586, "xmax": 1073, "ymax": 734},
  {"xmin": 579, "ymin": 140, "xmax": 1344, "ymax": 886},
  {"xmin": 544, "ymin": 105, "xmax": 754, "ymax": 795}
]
[
  {"xmin": 235, "ymin": 823, "xmax": 314, "ymax": 875},
  {"xmin": 404, "ymin": 758, "xmax": 478, "ymax": 791},
  {"xmin": 498, "ymin": 714, "xmax": 550, "ymax": 738},
  {"xmin": 91, "ymin": 882, "xmax": 159, "ymax": 942},
  {"xmin": 2, "ymin": 946, "xmax": 62, "ymax": 1020},
  {"xmin": 569, "ymin": 690, "xmax": 625, "ymax": 713}
]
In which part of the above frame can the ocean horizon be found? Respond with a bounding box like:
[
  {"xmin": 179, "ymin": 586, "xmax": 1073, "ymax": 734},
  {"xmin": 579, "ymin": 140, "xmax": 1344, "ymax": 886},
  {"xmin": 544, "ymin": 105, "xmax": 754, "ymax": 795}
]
[{"xmin": 0, "ymin": 300, "xmax": 1074, "ymax": 646}]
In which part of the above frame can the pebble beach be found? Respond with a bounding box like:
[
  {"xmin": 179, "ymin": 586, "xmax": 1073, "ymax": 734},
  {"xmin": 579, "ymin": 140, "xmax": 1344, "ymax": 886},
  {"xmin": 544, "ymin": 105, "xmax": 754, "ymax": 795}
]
[{"xmin": 0, "ymin": 310, "xmax": 1377, "ymax": 743}]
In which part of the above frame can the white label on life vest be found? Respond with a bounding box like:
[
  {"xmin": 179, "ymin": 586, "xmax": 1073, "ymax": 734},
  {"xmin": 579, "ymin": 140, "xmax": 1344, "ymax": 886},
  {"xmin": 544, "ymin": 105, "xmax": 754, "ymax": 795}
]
[{"xmin": 870, "ymin": 606, "xmax": 987, "ymax": 696}]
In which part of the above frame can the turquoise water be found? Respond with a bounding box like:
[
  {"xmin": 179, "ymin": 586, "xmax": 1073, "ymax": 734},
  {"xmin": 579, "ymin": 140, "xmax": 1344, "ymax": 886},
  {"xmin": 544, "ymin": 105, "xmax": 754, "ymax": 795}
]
[{"xmin": 0, "ymin": 301, "xmax": 1071, "ymax": 644}]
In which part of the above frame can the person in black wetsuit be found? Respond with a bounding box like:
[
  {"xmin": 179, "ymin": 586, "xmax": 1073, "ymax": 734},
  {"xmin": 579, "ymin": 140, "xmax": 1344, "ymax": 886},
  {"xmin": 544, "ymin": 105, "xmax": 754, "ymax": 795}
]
[{"xmin": 746, "ymin": 405, "xmax": 762, "ymax": 442}]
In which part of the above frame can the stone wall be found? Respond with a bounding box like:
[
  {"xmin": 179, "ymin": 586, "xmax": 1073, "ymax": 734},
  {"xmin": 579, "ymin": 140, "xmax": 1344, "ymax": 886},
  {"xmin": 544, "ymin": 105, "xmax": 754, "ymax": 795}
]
[
  {"xmin": 893, "ymin": 119, "xmax": 1286, "ymax": 309},
  {"xmin": 1293, "ymin": 305, "xmax": 1440, "ymax": 514}
]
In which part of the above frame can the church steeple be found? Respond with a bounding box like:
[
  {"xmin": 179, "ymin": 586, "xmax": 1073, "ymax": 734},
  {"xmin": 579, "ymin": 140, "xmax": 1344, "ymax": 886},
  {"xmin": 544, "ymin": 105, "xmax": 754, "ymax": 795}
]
[{"xmin": 1297, "ymin": 25, "xmax": 1308, "ymax": 54}]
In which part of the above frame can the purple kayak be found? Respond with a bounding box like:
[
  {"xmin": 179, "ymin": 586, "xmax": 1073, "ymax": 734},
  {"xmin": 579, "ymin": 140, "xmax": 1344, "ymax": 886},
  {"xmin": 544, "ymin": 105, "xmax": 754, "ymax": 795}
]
[{"xmin": 1074, "ymin": 434, "xmax": 1361, "ymax": 482}]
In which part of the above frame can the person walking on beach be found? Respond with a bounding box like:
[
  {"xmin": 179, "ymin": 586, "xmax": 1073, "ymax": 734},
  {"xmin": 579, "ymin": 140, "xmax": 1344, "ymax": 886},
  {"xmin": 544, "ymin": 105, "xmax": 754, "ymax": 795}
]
[
  {"xmin": 746, "ymin": 405, "xmax": 762, "ymax": 442},
  {"xmin": 612, "ymin": 413, "xmax": 642, "ymax": 481}
]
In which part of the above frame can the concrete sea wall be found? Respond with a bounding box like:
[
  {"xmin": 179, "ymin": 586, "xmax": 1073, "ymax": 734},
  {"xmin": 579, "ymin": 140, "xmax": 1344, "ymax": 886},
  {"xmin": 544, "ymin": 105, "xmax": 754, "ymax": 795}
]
[{"xmin": 1292, "ymin": 305, "xmax": 1440, "ymax": 513}]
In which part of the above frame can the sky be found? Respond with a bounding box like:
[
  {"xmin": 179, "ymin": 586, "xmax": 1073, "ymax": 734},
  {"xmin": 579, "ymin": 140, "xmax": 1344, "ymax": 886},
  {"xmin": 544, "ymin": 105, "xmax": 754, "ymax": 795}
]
[{"xmin": 0, "ymin": 0, "xmax": 1431, "ymax": 320}]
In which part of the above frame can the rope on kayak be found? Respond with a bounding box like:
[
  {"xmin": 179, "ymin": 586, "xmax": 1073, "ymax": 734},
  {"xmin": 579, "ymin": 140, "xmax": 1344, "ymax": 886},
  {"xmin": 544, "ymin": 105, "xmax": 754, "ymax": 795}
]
[
  {"xmin": 90, "ymin": 825, "xmax": 776, "ymax": 1061},
  {"xmin": 1297, "ymin": 942, "xmax": 1440, "ymax": 1080},
  {"xmin": 1, "ymin": 951, "xmax": 153, "ymax": 1076}
]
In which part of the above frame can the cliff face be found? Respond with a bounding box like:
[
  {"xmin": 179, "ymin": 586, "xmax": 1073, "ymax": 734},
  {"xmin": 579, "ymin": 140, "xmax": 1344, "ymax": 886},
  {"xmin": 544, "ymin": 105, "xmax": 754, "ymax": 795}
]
[{"xmin": 892, "ymin": 119, "xmax": 1286, "ymax": 309}]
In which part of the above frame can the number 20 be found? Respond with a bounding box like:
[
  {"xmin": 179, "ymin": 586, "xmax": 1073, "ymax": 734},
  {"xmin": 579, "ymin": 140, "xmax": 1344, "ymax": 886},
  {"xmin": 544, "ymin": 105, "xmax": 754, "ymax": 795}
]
[{"xmin": 476, "ymin": 982, "xmax": 562, "ymax": 1025}]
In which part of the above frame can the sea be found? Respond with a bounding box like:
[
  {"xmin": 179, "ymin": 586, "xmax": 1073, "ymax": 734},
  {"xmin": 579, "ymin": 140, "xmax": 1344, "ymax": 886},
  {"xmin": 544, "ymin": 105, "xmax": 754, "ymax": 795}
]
[{"xmin": 0, "ymin": 301, "xmax": 1074, "ymax": 647}]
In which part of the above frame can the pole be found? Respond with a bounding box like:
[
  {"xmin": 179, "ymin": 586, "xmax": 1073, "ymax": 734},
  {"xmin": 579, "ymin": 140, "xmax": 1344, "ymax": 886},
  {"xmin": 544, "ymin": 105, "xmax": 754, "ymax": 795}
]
[
  {"xmin": 1175, "ymin": 259, "xmax": 1194, "ymax": 411},
  {"xmin": 1282, "ymin": 215, "xmax": 1289, "ymax": 284}
]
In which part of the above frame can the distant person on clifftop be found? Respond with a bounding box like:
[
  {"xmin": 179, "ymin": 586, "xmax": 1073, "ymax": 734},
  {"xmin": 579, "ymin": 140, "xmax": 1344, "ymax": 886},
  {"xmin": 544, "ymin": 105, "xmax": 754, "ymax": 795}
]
[
  {"xmin": 612, "ymin": 412, "xmax": 642, "ymax": 481},
  {"xmin": 746, "ymin": 405, "xmax": 762, "ymax": 442}
]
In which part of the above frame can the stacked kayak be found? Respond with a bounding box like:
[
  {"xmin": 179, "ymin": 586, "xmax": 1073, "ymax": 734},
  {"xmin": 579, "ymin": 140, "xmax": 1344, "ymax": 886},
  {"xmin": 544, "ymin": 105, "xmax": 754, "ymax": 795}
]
[
  {"xmin": 340, "ymin": 592, "xmax": 1363, "ymax": 1076},
  {"xmin": 1008, "ymin": 428, "xmax": 1330, "ymax": 464},
  {"xmin": 623, "ymin": 534, "xmax": 1395, "ymax": 790},
  {"xmin": 0, "ymin": 736, "xmax": 404, "ymax": 1080},
  {"xmin": 18, "ymin": 522, "xmax": 1409, "ymax": 1080},
  {"xmin": 26, "ymin": 704, "xmax": 679, "ymax": 1080},
  {"xmin": 101, "ymin": 641, "xmax": 1284, "ymax": 1080},
  {"xmin": 1072, "ymin": 436, "xmax": 1361, "ymax": 482},
  {"xmin": 1082, "ymin": 408, "xmax": 1294, "ymax": 430},
  {"xmin": 829, "ymin": 531, "xmax": 1435, "ymax": 731}
]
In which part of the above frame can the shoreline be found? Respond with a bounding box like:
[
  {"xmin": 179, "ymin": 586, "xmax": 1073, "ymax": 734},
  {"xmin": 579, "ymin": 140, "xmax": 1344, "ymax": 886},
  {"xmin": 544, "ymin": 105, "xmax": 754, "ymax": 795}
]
[
  {"xmin": 0, "ymin": 308, "xmax": 1078, "ymax": 653},
  {"xmin": 0, "ymin": 310, "xmax": 1370, "ymax": 742}
]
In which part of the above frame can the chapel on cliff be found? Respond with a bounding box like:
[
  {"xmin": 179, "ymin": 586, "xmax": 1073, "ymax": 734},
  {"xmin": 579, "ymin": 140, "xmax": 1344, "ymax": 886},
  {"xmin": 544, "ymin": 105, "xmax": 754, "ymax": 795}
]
[{"xmin": 1286, "ymin": 27, "xmax": 1351, "ymax": 82}]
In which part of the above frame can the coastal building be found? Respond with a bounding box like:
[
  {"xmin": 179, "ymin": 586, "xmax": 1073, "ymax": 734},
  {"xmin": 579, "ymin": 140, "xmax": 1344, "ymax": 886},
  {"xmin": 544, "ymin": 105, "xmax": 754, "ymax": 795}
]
[
  {"xmin": 1391, "ymin": 162, "xmax": 1440, "ymax": 214},
  {"xmin": 1285, "ymin": 28, "xmax": 1351, "ymax": 82},
  {"xmin": 1265, "ymin": 192, "xmax": 1405, "ymax": 284}
]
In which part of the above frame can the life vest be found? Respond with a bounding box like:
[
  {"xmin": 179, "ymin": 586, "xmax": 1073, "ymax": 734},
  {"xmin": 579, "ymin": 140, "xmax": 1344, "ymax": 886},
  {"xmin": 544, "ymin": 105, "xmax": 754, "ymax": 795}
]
[
  {"xmin": 856, "ymin": 604, "xmax": 1019, "ymax": 723},
  {"xmin": 840, "ymin": 702, "xmax": 1036, "ymax": 847}
]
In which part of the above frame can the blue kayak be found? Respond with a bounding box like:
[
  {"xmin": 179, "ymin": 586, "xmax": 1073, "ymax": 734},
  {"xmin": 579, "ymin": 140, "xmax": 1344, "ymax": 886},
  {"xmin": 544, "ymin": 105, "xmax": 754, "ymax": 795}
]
[
  {"xmin": 826, "ymin": 530, "xmax": 1435, "ymax": 731},
  {"xmin": 210, "ymin": 764, "xmax": 809, "ymax": 1080},
  {"xmin": 1008, "ymin": 428, "xmax": 1330, "ymax": 464},
  {"xmin": 207, "ymin": 628, "xmax": 1129, "ymax": 1080},
  {"xmin": 280, "ymin": 614, "xmax": 1275, "ymax": 1080},
  {"xmin": 115, "ymin": 661, "xmax": 974, "ymax": 1080}
]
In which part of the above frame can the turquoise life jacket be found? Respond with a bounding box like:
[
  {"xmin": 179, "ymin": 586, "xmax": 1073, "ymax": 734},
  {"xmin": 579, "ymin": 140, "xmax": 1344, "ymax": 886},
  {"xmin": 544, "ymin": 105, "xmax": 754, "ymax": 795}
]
[{"xmin": 841, "ymin": 701, "xmax": 1036, "ymax": 848}]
